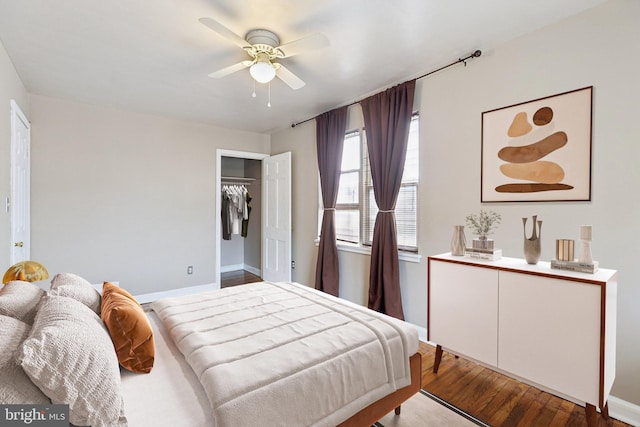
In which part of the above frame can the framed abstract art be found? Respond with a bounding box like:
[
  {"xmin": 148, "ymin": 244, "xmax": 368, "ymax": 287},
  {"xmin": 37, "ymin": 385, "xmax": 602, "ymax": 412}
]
[{"xmin": 481, "ymin": 86, "xmax": 593, "ymax": 202}]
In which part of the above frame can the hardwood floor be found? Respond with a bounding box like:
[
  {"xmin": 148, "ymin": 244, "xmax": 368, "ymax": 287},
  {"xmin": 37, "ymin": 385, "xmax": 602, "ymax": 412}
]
[
  {"xmin": 418, "ymin": 342, "xmax": 630, "ymax": 427},
  {"xmin": 220, "ymin": 269, "xmax": 262, "ymax": 288}
]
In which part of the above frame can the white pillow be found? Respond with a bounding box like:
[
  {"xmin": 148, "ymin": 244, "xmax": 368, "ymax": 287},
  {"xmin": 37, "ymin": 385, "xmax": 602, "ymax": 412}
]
[
  {"xmin": 0, "ymin": 315, "xmax": 50, "ymax": 404},
  {"xmin": 0, "ymin": 280, "xmax": 45, "ymax": 325},
  {"xmin": 50, "ymin": 272, "xmax": 101, "ymax": 314},
  {"xmin": 16, "ymin": 294, "xmax": 127, "ymax": 427}
]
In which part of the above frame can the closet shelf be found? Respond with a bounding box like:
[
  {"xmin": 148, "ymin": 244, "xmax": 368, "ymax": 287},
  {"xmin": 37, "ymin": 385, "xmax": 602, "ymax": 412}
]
[{"xmin": 221, "ymin": 176, "xmax": 256, "ymax": 185}]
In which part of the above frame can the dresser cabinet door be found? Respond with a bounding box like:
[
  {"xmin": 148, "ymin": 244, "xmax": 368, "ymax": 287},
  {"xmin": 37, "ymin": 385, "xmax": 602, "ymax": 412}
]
[
  {"xmin": 429, "ymin": 261, "xmax": 499, "ymax": 367},
  {"xmin": 498, "ymin": 271, "xmax": 601, "ymax": 404}
]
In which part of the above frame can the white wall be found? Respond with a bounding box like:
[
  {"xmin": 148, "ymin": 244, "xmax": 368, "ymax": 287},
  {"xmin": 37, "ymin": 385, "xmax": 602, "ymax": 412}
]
[
  {"xmin": 29, "ymin": 95, "xmax": 270, "ymax": 294},
  {"xmin": 271, "ymin": 0, "xmax": 640, "ymax": 406},
  {"xmin": 0, "ymin": 40, "xmax": 29, "ymax": 269}
]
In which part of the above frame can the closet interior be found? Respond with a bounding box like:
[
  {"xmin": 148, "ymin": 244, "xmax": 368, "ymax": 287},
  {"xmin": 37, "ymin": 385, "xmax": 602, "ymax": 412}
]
[{"xmin": 220, "ymin": 157, "xmax": 262, "ymax": 288}]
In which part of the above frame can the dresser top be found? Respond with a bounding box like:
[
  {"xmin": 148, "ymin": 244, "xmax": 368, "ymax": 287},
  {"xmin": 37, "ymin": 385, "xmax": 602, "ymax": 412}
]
[{"xmin": 429, "ymin": 253, "xmax": 617, "ymax": 284}]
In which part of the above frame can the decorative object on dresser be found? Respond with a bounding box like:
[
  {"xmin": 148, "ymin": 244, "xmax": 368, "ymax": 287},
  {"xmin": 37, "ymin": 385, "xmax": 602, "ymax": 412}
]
[
  {"xmin": 450, "ymin": 225, "xmax": 466, "ymax": 256},
  {"xmin": 2, "ymin": 261, "xmax": 49, "ymax": 284},
  {"xmin": 522, "ymin": 215, "xmax": 542, "ymax": 264},
  {"xmin": 551, "ymin": 224, "xmax": 599, "ymax": 273},
  {"xmin": 579, "ymin": 225, "xmax": 594, "ymax": 264},
  {"xmin": 556, "ymin": 238, "xmax": 575, "ymax": 261},
  {"xmin": 464, "ymin": 210, "xmax": 502, "ymax": 260},
  {"xmin": 427, "ymin": 254, "xmax": 617, "ymax": 427}
]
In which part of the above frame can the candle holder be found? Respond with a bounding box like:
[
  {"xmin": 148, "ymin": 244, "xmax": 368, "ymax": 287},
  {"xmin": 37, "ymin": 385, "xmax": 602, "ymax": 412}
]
[{"xmin": 578, "ymin": 225, "xmax": 593, "ymax": 265}]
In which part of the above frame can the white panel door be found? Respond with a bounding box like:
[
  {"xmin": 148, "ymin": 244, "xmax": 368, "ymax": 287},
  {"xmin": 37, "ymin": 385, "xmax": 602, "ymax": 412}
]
[
  {"xmin": 261, "ymin": 152, "xmax": 291, "ymax": 282},
  {"xmin": 10, "ymin": 100, "xmax": 30, "ymax": 264}
]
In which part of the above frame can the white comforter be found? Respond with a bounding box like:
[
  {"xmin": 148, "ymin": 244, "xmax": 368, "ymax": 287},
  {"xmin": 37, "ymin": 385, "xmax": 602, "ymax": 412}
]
[{"xmin": 150, "ymin": 281, "xmax": 418, "ymax": 427}]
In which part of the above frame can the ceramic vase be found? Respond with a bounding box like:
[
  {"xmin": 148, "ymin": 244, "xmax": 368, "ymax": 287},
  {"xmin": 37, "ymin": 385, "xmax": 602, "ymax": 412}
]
[
  {"xmin": 523, "ymin": 215, "xmax": 542, "ymax": 264},
  {"xmin": 451, "ymin": 225, "xmax": 466, "ymax": 256}
]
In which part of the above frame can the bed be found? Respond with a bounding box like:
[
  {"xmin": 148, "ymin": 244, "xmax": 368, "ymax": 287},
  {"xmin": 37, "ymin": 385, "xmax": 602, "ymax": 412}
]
[
  {"xmin": 1, "ymin": 276, "xmax": 420, "ymax": 427},
  {"xmin": 145, "ymin": 281, "xmax": 421, "ymax": 426}
]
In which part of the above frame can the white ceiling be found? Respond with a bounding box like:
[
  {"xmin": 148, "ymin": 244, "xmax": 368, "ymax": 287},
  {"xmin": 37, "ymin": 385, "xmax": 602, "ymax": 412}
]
[{"xmin": 0, "ymin": 0, "xmax": 607, "ymax": 134}]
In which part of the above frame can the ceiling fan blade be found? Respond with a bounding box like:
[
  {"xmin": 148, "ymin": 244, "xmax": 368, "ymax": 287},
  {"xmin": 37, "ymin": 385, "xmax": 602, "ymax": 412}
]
[
  {"xmin": 276, "ymin": 33, "xmax": 329, "ymax": 58},
  {"xmin": 208, "ymin": 61, "xmax": 252, "ymax": 79},
  {"xmin": 199, "ymin": 17, "xmax": 250, "ymax": 50},
  {"xmin": 275, "ymin": 64, "xmax": 305, "ymax": 90}
]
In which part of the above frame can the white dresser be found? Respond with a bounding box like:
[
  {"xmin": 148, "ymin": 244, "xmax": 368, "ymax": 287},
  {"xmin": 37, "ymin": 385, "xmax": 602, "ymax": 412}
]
[{"xmin": 427, "ymin": 253, "xmax": 617, "ymax": 426}]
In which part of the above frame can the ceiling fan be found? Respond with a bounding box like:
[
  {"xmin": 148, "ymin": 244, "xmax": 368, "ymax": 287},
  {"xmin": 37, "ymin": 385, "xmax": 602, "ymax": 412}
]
[{"xmin": 199, "ymin": 17, "xmax": 329, "ymax": 91}]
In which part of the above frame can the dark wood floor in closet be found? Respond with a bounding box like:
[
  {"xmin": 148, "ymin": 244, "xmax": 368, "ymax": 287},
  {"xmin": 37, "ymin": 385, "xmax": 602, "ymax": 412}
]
[{"xmin": 220, "ymin": 270, "xmax": 262, "ymax": 288}]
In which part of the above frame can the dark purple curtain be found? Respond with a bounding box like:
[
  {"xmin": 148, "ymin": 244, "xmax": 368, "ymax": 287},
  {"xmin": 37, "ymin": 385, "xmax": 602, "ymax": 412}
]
[
  {"xmin": 360, "ymin": 80, "xmax": 416, "ymax": 320},
  {"xmin": 314, "ymin": 106, "xmax": 348, "ymax": 296}
]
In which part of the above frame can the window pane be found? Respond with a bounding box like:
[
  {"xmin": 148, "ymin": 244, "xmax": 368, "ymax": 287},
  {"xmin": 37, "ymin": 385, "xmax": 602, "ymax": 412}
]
[
  {"xmin": 366, "ymin": 187, "xmax": 376, "ymax": 244},
  {"xmin": 337, "ymin": 171, "xmax": 359, "ymax": 204},
  {"xmin": 341, "ymin": 133, "xmax": 360, "ymax": 171},
  {"xmin": 396, "ymin": 185, "xmax": 417, "ymax": 249},
  {"xmin": 402, "ymin": 117, "xmax": 419, "ymax": 183},
  {"xmin": 335, "ymin": 210, "xmax": 359, "ymax": 243}
]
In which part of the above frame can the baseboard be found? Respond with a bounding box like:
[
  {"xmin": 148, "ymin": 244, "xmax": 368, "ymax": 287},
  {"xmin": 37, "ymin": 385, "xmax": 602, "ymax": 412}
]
[
  {"xmin": 220, "ymin": 263, "xmax": 262, "ymax": 276},
  {"xmin": 608, "ymin": 396, "xmax": 640, "ymax": 426},
  {"xmin": 244, "ymin": 264, "xmax": 261, "ymax": 276},
  {"xmin": 220, "ymin": 263, "xmax": 244, "ymax": 273},
  {"xmin": 134, "ymin": 283, "xmax": 218, "ymax": 304}
]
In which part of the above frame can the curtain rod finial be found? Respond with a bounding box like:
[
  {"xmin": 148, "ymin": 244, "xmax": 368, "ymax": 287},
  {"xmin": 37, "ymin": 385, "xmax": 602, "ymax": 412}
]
[{"xmin": 473, "ymin": 50, "xmax": 482, "ymax": 57}]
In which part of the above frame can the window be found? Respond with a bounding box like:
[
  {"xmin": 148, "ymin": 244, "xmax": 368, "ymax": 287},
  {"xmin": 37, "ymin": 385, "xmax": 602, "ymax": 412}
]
[{"xmin": 328, "ymin": 114, "xmax": 419, "ymax": 252}]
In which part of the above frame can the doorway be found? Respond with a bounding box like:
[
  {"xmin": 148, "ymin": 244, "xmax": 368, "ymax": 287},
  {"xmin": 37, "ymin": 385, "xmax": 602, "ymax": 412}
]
[
  {"xmin": 215, "ymin": 149, "xmax": 291, "ymax": 288},
  {"xmin": 220, "ymin": 156, "xmax": 262, "ymax": 287}
]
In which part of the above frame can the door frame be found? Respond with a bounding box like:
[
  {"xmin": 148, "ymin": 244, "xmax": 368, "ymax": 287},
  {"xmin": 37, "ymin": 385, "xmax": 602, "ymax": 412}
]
[
  {"xmin": 215, "ymin": 149, "xmax": 269, "ymax": 288},
  {"xmin": 9, "ymin": 99, "xmax": 31, "ymax": 264}
]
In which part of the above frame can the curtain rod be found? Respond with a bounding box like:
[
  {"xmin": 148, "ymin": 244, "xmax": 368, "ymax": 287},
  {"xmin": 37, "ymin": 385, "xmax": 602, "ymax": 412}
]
[{"xmin": 290, "ymin": 49, "xmax": 482, "ymax": 128}]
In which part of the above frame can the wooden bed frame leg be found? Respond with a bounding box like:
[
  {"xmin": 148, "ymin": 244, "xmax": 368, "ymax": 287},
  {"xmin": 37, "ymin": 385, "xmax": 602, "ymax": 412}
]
[
  {"xmin": 394, "ymin": 406, "xmax": 401, "ymax": 415},
  {"xmin": 585, "ymin": 403, "xmax": 598, "ymax": 427},
  {"xmin": 602, "ymin": 401, "xmax": 610, "ymax": 420},
  {"xmin": 433, "ymin": 344, "xmax": 443, "ymax": 373}
]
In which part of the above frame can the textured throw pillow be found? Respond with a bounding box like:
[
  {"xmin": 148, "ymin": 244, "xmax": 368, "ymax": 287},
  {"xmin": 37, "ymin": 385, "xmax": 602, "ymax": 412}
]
[
  {"xmin": 15, "ymin": 294, "xmax": 128, "ymax": 427},
  {"xmin": 0, "ymin": 280, "xmax": 45, "ymax": 325},
  {"xmin": 0, "ymin": 315, "xmax": 50, "ymax": 404},
  {"xmin": 50, "ymin": 272, "xmax": 101, "ymax": 314},
  {"xmin": 101, "ymin": 282, "xmax": 155, "ymax": 373}
]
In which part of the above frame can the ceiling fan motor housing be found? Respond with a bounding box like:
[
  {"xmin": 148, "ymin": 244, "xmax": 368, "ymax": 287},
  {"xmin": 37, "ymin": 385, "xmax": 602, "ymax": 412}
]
[{"xmin": 245, "ymin": 29, "xmax": 280, "ymax": 48}]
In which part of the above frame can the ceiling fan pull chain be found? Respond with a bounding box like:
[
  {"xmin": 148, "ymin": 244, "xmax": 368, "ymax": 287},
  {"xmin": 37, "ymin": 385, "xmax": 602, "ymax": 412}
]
[
  {"xmin": 267, "ymin": 82, "xmax": 272, "ymax": 107},
  {"xmin": 252, "ymin": 79, "xmax": 257, "ymax": 98}
]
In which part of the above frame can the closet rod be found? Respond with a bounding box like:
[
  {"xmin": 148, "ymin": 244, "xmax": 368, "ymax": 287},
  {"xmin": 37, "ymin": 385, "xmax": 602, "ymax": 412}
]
[{"xmin": 221, "ymin": 176, "xmax": 255, "ymax": 186}]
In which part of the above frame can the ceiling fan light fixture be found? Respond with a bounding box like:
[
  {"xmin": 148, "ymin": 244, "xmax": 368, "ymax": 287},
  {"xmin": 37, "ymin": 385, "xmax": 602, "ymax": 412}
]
[{"xmin": 250, "ymin": 60, "xmax": 276, "ymax": 84}]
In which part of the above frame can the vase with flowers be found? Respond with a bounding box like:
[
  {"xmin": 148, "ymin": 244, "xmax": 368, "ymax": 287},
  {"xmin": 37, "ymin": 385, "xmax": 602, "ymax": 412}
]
[{"xmin": 465, "ymin": 210, "xmax": 502, "ymax": 252}]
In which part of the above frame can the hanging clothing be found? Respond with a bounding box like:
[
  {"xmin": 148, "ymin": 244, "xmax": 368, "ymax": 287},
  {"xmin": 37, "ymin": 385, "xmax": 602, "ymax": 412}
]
[
  {"xmin": 221, "ymin": 191, "xmax": 232, "ymax": 240},
  {"xmin": 241, "ymin": 191, "xmax": 252, "ymax": 238},
  {"xmin": 221, "ymin": 184, "xmax": 250, "ymax": 240}
]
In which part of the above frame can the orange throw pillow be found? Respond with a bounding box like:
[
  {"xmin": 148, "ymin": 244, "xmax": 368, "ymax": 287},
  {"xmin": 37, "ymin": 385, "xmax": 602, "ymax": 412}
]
[{"xmin": 101, "ymin": 282, "xmax": 155, "ymax": 373}]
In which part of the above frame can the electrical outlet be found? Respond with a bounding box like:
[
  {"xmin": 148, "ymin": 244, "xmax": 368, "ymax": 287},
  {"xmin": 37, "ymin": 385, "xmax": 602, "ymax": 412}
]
[
  {"xmin": 291, "ymin": 260, "xmax": 295, "ymax": 269},
  {"xmin": 187, "ymin": 265, "xmax": 193, "ymax": 275}
]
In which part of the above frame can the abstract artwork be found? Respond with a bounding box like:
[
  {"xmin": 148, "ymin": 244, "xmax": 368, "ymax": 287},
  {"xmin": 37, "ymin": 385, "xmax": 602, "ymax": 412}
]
[{"xmin": 481, "ymin": 87, "xmax": 592, "ymax": 202}]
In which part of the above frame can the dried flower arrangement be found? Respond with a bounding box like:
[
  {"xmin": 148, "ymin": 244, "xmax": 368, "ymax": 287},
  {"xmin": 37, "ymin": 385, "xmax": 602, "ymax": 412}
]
[{"xmin": 465, "ymin": 210, "xmax": 502, "ymax": 239}]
